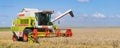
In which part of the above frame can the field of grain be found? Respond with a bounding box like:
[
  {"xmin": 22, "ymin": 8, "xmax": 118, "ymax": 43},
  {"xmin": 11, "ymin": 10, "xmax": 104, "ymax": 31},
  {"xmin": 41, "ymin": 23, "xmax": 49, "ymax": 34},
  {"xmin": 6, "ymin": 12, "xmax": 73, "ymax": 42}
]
[{"xmin": 1, "ymin": 28, "xmax": 120, "ymax": 48}]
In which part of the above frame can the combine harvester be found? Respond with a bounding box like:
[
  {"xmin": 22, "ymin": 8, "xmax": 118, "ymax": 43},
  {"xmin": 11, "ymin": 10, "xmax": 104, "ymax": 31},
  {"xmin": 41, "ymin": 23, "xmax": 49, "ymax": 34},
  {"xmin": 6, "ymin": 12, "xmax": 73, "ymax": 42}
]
[{"xmin": 11, "ymin": 8, "xmax": 74, "ymax": 43}]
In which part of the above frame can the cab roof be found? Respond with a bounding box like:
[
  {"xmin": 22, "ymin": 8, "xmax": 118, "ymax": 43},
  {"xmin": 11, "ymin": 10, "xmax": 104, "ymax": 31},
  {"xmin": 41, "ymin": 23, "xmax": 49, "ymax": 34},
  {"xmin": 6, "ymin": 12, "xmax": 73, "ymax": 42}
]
[{"xmin": 22, "ymin": 8, "xmax": 54, "ymax": 14}]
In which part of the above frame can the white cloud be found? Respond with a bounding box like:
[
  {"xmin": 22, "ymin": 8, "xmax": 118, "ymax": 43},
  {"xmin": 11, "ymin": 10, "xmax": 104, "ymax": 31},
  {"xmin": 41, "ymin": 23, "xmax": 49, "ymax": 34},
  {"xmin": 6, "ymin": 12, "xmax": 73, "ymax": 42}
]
[
  {"xmin": 116, "ymin": 14, "xmax": 120, "ymax": 18},
  {"xmin": 52, "ymin": 11, "xmax": 62, "ymax": 16},
  {"xmin": 78, "ymin": 0, "xmax": 89, "ymax": 2},
  {"xmin": 82, "ymin": 14, "xmax": 88, "ymax": 17},
  {"xmin": 93, "ymin": 12, "xmax": 106, "ymax": 18},
  {"xmin": 104, "ymin": 14, "xmax": 120, "ymax": 18},
  {"xmin": 51, "ymin": 11, "xmax": 62, "ymax": 19}
]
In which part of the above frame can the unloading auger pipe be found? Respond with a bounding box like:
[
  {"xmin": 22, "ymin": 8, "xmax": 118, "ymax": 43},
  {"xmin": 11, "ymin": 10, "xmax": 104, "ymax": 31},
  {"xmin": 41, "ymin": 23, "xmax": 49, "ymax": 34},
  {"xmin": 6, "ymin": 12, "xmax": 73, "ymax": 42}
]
[{"xmin": 51, "ymin": 9, "xmax": 74, "ymax": 22}]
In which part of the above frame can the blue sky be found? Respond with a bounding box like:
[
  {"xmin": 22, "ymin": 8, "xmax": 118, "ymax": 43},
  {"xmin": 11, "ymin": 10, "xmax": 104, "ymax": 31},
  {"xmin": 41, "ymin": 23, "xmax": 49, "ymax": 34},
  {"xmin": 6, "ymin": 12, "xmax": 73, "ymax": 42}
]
[{"xmin": 0, "ymin": 0, "xmax": 120, "ymax": 27}]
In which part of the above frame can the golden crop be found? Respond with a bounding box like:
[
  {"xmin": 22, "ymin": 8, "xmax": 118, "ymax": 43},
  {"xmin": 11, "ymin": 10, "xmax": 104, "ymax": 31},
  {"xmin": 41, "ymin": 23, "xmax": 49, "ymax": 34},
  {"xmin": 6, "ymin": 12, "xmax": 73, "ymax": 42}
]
[{"xmin": 0, "ymin": 28, "xmax": 120, "ymax": 48}]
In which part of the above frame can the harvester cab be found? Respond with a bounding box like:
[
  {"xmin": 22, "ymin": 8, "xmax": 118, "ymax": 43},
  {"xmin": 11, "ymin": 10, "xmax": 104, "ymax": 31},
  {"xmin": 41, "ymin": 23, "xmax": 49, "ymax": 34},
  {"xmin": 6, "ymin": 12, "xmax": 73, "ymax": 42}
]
[
  {"xmin": 35, "ymin": 11, "xmax": 53, "ymax": 25},
  {"xmin": 11, "ymin": 8, "xmax": 74, "ymax": 42}
]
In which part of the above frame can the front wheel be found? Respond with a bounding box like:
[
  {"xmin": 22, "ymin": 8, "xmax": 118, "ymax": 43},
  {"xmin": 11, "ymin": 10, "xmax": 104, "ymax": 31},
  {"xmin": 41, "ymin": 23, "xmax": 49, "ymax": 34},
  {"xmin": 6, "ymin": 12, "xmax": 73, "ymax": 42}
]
[{"xmin": 23, "ymin": 29, "xmax": 33, "ymax": 42}]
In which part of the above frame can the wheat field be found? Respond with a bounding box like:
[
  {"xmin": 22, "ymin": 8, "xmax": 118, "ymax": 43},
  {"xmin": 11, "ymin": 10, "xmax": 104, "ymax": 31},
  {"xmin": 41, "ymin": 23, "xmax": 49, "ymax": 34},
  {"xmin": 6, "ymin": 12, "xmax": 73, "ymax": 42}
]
[{"xmin": 0, "ymin": 28, "xmax": 120, "ymax": 48}]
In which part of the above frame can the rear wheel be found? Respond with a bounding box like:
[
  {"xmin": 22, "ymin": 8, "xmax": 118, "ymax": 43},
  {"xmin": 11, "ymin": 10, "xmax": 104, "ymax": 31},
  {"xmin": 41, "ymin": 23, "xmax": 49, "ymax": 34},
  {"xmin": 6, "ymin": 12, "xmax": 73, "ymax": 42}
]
[
  {"xmin": 12, "ymin": 35, "xmax": 18, "ymax": 41},
  {"xmin": 12, "ymin": 32, "xmax": 18, "ymax": 41}
]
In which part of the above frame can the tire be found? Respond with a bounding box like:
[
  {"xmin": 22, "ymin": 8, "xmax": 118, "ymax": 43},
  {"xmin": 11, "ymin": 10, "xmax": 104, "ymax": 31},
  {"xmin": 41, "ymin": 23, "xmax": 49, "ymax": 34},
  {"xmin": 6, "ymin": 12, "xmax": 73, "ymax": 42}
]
[
  {"xmin": 12, "ymin": 35, "xmax": 18, "ymax": 41},
  {"xmin": 18, "ymin": 37, "xmax": 23, "ymax": 41},
  {"xmin": 12, "ymin": 32, "xmax": 18, "ymax": 41},
  {"xmin": 23, "ymin": 29, "xmax": 32, "ymax": 42}
]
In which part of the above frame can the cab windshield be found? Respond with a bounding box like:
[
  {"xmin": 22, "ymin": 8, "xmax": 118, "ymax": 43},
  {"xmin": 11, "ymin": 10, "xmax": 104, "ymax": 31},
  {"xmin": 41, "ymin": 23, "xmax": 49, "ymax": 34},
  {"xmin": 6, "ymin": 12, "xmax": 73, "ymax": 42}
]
[{"xmin": 35, "ymin": 13, "xmax": 51, "ymax": 25}]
